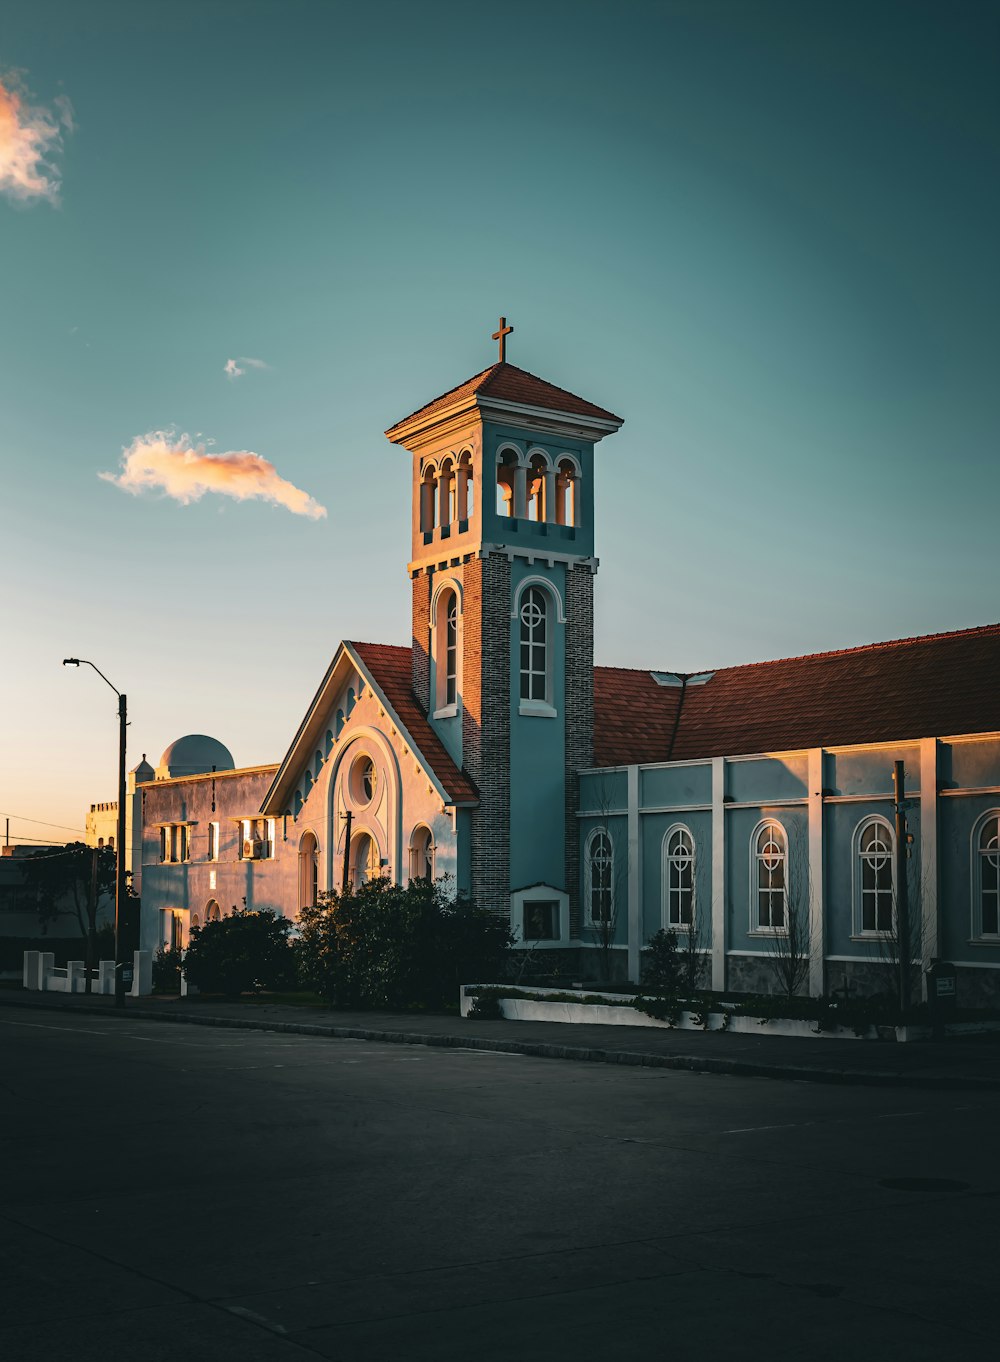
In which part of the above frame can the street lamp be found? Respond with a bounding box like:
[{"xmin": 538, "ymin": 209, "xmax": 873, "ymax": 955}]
[{"xmin": 63, "ymin": 658, "xmax": 128, "ymax": 1009}]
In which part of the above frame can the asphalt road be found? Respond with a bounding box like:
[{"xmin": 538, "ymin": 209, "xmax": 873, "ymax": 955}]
[{"xmin": 1, "ymin": 1006, "xmax": 994, "ymax": 1361}]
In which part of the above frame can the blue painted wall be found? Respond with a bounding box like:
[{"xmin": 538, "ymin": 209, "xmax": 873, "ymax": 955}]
[{"xmin": 509, "ymin": 557, "xmax": 568, "ymax": 891}]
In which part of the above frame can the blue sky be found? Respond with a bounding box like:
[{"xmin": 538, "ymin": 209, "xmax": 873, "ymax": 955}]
[{"xmin": 1, "ymin": 0, "xmax": 997, "ymax": 837}]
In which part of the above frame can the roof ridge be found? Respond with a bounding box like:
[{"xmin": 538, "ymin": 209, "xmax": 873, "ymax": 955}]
[{"xmin": 596, "ymin": 621, "xmax": 1000, "ymax": 680}]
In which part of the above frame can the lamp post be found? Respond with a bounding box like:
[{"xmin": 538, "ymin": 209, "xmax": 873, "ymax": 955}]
[{"xmin": 64, "ymin": 658, "xmax": 128, "ymax": 1010}]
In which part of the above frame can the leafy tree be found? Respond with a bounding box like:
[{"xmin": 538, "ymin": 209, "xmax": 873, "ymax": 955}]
[
  {"xmin": 297, "ymin": 878, "xmax": 514, "ymax": 1011},
  {"xmin": 183, "ymin": 907, "xmax": 296, "ymax": 997},
  {"xmin": 20, "ymin": 842, "xmax": 115, "ymax": 992}
]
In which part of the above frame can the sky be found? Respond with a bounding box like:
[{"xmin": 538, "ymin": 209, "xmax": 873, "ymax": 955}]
[{"xmin": 1, "ymin": 0, "xmax": 997, "ymax": 841}]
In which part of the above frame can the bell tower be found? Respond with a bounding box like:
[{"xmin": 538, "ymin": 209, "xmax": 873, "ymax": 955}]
[{"xmin": 385, "ymin": 322, "xmax": 623, "ymax": 934}]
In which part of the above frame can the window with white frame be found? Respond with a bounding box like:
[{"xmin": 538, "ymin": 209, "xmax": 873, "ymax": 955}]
[
  {"xmin": 519, "ymin": 586, "xmax": 548, "ymax": 703},
  {"xmin": 409, "ymin": 825, "xmax": 434, "ymax": 882},
  {"xmin": 753, "ymin": 821, "xmax": 786, "ymax": 930},
  {"xmin": 159, "ymin": 824, "xmax": 190, "ymax": 864},
  {"xmin": 663, "ymin": 826, "xmax": 695, "ymax": 927},
  {"xmin": 587, "ymin": 830, "xmax": 614, "ymax": 923},
  {"xmin": 855, "ymin": 818, "xmax": 894, "ymax": 934},
  {"xmin": 974, "ymin": 811, "xmax": 1000, "ymax": 938},
  {"xmin": 239, "ymin": 817, "xmax": 275, "ymax": 860}
]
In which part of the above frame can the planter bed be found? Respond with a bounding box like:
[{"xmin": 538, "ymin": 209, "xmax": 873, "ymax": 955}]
[{"xmin": 460, "ymin": 985, "xmax": 1000, "ymax": 1043}]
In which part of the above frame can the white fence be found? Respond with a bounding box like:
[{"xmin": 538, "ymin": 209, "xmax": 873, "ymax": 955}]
[{"xmin": 22, "ymin": 950, "xmax": 153, "ymax": 997}]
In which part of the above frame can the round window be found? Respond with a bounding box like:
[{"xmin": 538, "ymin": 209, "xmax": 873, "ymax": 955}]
[{"xmin": 350, "ymin": 754, "xmax": 377, "ymax": 805}]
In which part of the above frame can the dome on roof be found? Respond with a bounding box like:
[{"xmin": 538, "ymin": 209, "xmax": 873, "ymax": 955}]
[{"xmin": 156, "ymin": 735, "xmax": 235, "ymax": 780}]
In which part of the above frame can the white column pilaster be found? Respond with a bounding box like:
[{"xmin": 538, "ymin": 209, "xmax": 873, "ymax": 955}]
[
  {"xmin": 627, "ymin": 765, "xmax": 641, "ymax": 983},
  {"xmin": 513, "ymin": 466, "xmax": 527, "ymax": 519},
  {"xmin": 808, "ymin": 748, "xmax": 826, "ymax": 998},
  {"xmin": 920, "ymin": 738, "xmax": 940, "ymax": 994},
  {"xmin": 712, "ymin": 757, "xmax": 726, "ymax": 991}
]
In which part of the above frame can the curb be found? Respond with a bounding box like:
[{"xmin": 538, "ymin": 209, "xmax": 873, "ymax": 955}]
[{"xmin": 4, "ymin": 997, "xmax": 999, "ymax": 1091}]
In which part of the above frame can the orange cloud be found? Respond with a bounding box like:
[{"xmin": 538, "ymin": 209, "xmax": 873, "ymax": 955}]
[
  {"xmin": 0, "ymin": 74, "xmax": 72, "ymax": 204},
  {"xmin": 101, "ymin": 430, "xmax": 327, "ymax": 520}
]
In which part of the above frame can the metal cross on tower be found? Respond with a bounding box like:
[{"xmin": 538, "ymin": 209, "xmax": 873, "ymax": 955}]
[{"xmin": 492, "ymin": 316, "xmax": 513, "ymax": 362}]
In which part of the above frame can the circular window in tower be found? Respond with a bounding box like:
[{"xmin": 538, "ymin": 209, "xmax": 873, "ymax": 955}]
[{"xmin": 350, "ymin": 754, "xmax": 377, "ymax": 806}]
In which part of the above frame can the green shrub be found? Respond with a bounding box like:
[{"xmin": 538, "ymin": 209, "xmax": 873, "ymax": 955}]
[
  {"xmin": 297, "ymin": 879, "xmax": 514, "ymax": 1011},
  {"xmin": 182, "ymin": 908, "xmax": 296, "ymax": 997},
  {"xmin": 152, "ymin": 946, "xmax": 183, "ymax": 994},
  {"xmin": 642, "ymin": 929, "xmax": 682, "ymax": 995}
]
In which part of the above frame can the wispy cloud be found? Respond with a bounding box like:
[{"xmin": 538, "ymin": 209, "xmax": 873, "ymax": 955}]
[
  {"xmin": 100, "ymin": 430, "xmax": 326, "ymax": 520},
  {"xmin": 0, "ymin": 73, "xmax": 73, "ymax": 205},
  {"xmin": 224, "ymin": 356, "xmax": 269, "ymax": 379}
]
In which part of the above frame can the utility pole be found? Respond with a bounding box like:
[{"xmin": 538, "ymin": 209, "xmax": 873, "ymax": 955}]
[
  {"xmin": 116, "ymin": 692, "xmax": 128, "ymax": 1008},
  {"xmin": 63, "ymin": 658, "xmax": 129, "ymax": 1010},
  {"xmin": 341, "ymin": 809, "xmax": 353, "ymax": 895},
  {"xmin": 86, "ymin": 846, "xmax": 99, "ymax": 995},
  {"xmin": 893, "ymin": 760, "xmax": 911, "ymax": 1015}
]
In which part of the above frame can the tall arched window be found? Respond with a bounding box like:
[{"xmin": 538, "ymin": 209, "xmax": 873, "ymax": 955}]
[
  {"xmin": 352, "ymin": 832, "xmax": 380, "ymax": 886},
  {"xmin": 299, "ymin": 831, "xmax": 319, "ymax": 910},
  {"xmin": 496, "ymin": 451, "xmax": 518, "ymax": 517},
  {"xmin": 519, "ymin": 586, "xmax": 548, "ymax": 702},
  {"xmin": 409, "ymin": 825, "xmax": 434, "ymax": 881},
  {"xmin": 753, "ymin": 822, "xmax": 787, "ymax": 930},
  {"xmin": 587, "ymin": 830, "xmax": 614, "ymax": 923},
  {"xmin": 855, "ymin": 818, "xmax": 894, "ymax": 934},
  {"xmin": 207, "ymin": 899, "xmax": 221, "ymax": 923},
  {"xmin": 663, "ymin": 826, "xmax": 695, "ymax": 927},
  {"xmin": 433, "ymin": 587, "xmax": 460, "ymax": 714},
  {"xmin": 975, "ymin": 812, "xmax": 1000, "ymax": 938},
  {"xmin": 556, "ymin": 458, "xmax": 578, "ymax": 526}
]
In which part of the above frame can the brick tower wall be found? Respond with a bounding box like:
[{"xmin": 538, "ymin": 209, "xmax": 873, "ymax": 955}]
[
  {"xmin": 411, "ymin": 570, "xmax": 431, "ymax": 711},
  {"xmin": 463, "ymin": 553, "xmax": 511, "ymax": 916},
  {"xmin": 564, "ymin": 564, "xmax": 595, "ymax": 937}
]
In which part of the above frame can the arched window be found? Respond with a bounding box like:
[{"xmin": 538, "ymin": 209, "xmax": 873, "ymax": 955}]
[
  {"xmin": 409, "ymin": 825, "xmax": 434, "ymax": 881},
  {"xmin": 457, "ymin": 451, "xmax": 473, "ymax": 521},
  {"xmin": 439, "ymin": 457, "xmax": 455, "ymax": 526},
  {"xmin": 433, "ymin": 586, "xmax": 460, "ymax": 713},
  {"xmin": 352, "ymin": 832, "xmax": 380, "ymax": 886},
  {"xmin": 496, "ymin": 450, "xmax": 518, "ymax": 517},
  {"xmin": 556, "ymin": 458, "xmax": 578, "ymax": 527},
  {"xmin": 527, "ymin": 452, "xmax": 547, "ymax": 522},
  {"xmin": 854, "ymin": 818, "xmax": 894, "ymax": 934},
  {"xmin": 207, "ymin": 899, "xmax": 221, "ymax": 923},
  {"xmin": 519, "ymin": 586, "xmax": 548, "ymax": 703},
  {"xmin": 663, "ymin": 826, "xmax": 695, "ymax": 927},
  {"xmin": 190, "ymin": 912, "xmax": 201, "ymax": 931},
  {"xmin": 753, "ymin": 821, "xmax": 787, "ymax": 930},
  {"xmin": 975, "ymin": 812, "xmax": 1000, "ymax": 938},
  {"xmin": 420, "ymin": 466, "xmax": 437, "ymax": 532},
  {"xmin": 587, "ymin": 830, "xmax": 614, "ymax": 923},
  {"xmin": 299, "ymin": 832, "xmax": 319, "ymax": 910}
]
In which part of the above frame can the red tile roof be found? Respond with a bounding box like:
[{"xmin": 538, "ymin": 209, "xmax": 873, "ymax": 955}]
[
  {"xmin": 351, "ymin": 642, "xmax": 480, "ymax": 805},
  {"xmin": 385, "ymin": 362, "xmax": 622, "ymax": 437},
  {"xmin": 595, "ymin": 623, "xmax": 1000, "ymax": 767}
]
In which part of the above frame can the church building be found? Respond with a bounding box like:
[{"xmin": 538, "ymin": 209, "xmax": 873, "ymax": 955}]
[{"xmin": 131, "ymin": 329, "xmax": 1000, "ymax": 1003}]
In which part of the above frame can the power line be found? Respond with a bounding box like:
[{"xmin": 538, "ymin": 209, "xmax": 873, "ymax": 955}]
[{"xmin": 0, "ymin": 813, "xmax": 86, "ymax": 834}]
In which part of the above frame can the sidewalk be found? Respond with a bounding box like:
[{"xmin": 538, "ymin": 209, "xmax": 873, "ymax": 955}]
[{"xmin": 4, "ymin": 988, "xmax": 1000, "ymax": 1090}]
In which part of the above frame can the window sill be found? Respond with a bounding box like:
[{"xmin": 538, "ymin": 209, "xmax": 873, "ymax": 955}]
[
  {"xmin": 433, "ymin": 704, "xmax": 459, "ymax": 720},
  {"xmin": 519, "ymin": 700, "xmax": 557, "ymax": 719},
  {"xmin": 748, "ymin": 928, "xmax": 789, "ymax": 938},
  {"xmin": 849, "ymin": 933, "xmax": 892, "ymax": 942},
  {"xmin": 966, "ymin": 936, "xmax": 1000, "ymax": 947},
  {"xmin": 515, "ymin": 937, "xmax": 567, "ymax": 949}
]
